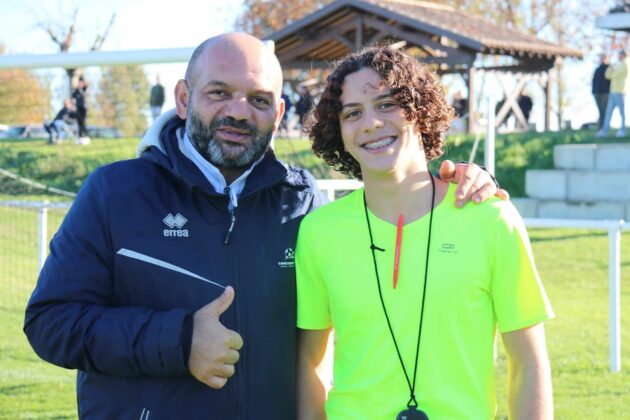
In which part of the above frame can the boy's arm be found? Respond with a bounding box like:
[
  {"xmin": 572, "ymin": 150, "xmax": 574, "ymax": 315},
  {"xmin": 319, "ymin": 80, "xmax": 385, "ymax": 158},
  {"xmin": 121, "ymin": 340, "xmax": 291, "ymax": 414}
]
[
  {"xmin": 297, "ymin": 328, "xmax": 331, "ymax": 420},
  {"xmin": 502, "ymin": 323, "xmax": 553, "ymax": 420}
]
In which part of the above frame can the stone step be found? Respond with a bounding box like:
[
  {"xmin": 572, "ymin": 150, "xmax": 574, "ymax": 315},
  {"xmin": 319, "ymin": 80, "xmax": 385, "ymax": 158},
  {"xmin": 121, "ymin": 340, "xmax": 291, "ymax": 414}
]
[
  {"xmin": 554, "ymin": 143, "xmax": 630, "ymax": 171},
  {"xmin": 525, "ymin": 170, "xmax": 630, "ymax": 202},
  {"xmin": 512, "ymin": 198, "xmax": 629, "ymax": 220}
]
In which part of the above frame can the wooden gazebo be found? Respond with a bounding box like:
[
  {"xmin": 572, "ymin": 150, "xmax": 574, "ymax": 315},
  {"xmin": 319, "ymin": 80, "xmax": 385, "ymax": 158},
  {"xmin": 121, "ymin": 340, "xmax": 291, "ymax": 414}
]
[
  {"xmin": 266, "ymin": 0, "xmax": 582, "ymax": 132},
  {"xmin": 596, "ymin": 3, "xmax": 630, "ymax": 32}
]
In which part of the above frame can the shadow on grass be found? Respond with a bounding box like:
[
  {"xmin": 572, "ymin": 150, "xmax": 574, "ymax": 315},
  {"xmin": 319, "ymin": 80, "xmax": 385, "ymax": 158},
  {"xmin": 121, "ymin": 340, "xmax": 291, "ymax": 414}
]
[{"xmin": 0, "ymin": 383, "xmax": 35, "ymax": 394}]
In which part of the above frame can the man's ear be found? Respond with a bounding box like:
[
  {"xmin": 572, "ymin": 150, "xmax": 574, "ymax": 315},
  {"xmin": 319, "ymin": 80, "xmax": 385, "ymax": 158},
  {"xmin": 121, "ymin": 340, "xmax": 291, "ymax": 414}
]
[
  {"xmin": 175, "ymin": 79, "xmax": 189, "ymax": 120},
  {"xmin": 273, "ymin": 97, "xmax": 286, "ymax": 133}
]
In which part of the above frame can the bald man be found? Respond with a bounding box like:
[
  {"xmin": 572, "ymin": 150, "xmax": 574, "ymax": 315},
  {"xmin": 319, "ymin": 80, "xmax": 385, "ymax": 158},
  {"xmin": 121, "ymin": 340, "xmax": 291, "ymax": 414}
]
[{"xmin": 24, "ymin": 33, "xmax": 503, "ymax": 419}]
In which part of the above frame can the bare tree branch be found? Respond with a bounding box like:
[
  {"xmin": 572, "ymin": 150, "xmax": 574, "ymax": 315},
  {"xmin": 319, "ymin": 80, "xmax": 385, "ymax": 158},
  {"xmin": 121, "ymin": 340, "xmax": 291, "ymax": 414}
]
[
  {"xmin": 90, "ymin": 12, "xmax": 116, "ymax": 51},
  {"xmin": 41, "ymin": 8, "xmax": 78, "ymax": 52},
  {"xmin": 42, "ymin": 24, "xmax": 63, "ymax": 46}
]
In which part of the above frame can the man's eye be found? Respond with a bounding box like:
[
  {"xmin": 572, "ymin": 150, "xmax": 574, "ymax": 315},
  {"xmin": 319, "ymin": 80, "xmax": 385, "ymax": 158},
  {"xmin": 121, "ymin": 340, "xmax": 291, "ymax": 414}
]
[
  {"xmin": 208, "ymin": 90, "xmax": 228, "ymax": 99},
  {"xmin": 251, "ymin": 97, "xmax": 271, "ymax": 107}
]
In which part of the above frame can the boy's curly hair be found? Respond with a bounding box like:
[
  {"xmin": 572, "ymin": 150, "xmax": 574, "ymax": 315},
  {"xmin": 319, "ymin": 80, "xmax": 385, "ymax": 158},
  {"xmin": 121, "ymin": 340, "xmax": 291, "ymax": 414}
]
[{"xmin": 305, "ymin": 46, "xmax": 453, "ymax": 180}]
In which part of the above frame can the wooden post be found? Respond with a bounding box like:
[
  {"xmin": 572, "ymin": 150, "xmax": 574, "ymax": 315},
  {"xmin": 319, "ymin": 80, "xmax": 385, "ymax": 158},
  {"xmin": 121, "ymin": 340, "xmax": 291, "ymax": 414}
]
[
  {"xmin": 544, "ymin": 70, "xmax": 552, "ymax": 131},
  {"xmin": 467, "ymin": 67, "xmax": 476, "ymax": 133},
  {"xmin": 355, "ymin": 16, "xmax": 364, "ymax": 50}
]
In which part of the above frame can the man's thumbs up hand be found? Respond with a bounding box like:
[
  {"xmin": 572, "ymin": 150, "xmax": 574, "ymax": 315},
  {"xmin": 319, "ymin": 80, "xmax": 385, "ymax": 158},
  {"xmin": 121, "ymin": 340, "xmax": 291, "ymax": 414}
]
[{"xmin": 188, "ymin": 286, "xmax": 243, "ymax": 389}]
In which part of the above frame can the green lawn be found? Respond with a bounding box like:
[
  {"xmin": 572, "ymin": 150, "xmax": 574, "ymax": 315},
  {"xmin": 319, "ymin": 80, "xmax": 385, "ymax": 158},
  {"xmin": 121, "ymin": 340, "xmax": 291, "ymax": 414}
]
[
  {"xmin": 0, "ymin": 206, "xmax": 74, "ymax": 419},
  {"xmin": 1, "ymin": 204, "xmax": 628, "ymax": 418},
  {"xmin": 494, "ymin": 228, "xmax": 630, "ymax": 419},
  {"xmin": 3, "ymin": 129, "xmax": 625, "ymax": 198},
  {"xmin": 1, "ymin": 133, "xmax": 629, "ymax": 418},
  {"xmin": 0, "ymin": 137, "xmax": 336, "ymax": 196}
]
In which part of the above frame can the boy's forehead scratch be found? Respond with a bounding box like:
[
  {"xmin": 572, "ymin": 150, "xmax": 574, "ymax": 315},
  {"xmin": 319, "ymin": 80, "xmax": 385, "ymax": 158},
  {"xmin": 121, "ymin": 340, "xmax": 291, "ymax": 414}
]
[{"xmin": 361, "ymin": 82, "xmax": 382, "ymax": 94}]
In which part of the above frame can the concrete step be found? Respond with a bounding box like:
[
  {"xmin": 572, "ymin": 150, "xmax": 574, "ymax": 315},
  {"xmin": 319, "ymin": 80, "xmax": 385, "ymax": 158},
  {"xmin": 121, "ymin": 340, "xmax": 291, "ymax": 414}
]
[
  {"xmin": 525, "ymin": 170, "xmax": 630, "ymax": 202},
  {"xmin": 554, "ymin": 143, "xmax": 630, "ymax": 171},
  {"xmin": 512, "ymin": 198, "xmax": 629, "ymax": 220},
  {"xmin": 521, "ymin": 143, "xmax": 630, "ymax": 220}
]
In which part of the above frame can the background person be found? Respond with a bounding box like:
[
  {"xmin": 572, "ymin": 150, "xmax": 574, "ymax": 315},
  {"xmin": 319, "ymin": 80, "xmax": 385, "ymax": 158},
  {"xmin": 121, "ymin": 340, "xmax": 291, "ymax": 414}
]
[
  {"xmin": 44, "ymin": 97, "xmax": 77, "ymax": 144},
  {"xmin": 280, "ymin": 89, "xmax": 293, "ymax": 135},
  {"xmin": 150, "ymin": 74, "xmax": 166, "ymax": 121},
  {"xmin": 517, "ymin": 88, "xmax": 533, "ymax": 125},
  {"xmin": 295, "ymin": 84, "xmax": 313, "ymax": 129},
  {"xmin": 72, "ymin": 76, "xmax": 90, "ymax": 143},
  {"xmin": 450, "ymin": 91, "xmax": 468, "ymax": 133},
  {"xmin": 451, "ymin": 90, "xmax": 468, "ymax": 118},
  {"xmin": 598, "ymin": 49, "xmax": 629, "ymax": 137},
  {"xmin": 592, "ymin": 54, "xmax": 610, "ymax": 130}
]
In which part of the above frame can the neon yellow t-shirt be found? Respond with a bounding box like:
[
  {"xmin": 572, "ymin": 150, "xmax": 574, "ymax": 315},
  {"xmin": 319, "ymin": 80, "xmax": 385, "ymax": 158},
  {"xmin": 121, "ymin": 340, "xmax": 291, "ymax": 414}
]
[{"xmin": 296, "ymin": 184, "xmax": 554, "ymax": 419}]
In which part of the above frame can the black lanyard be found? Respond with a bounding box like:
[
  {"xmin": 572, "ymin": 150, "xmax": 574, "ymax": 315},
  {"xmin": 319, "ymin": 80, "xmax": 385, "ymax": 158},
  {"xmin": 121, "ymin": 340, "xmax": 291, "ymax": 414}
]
[{"xmin": 363, "ymin": 173, "xmax": 435, "ymax": 417}]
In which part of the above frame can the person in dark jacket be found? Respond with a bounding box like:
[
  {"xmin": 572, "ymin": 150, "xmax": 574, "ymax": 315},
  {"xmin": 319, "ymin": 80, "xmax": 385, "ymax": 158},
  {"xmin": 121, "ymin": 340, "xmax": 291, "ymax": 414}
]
[
  {"xmin": 150, "ymin": 74, "xmax": 166, "ymax": 121},
  {"xmin": 44, "ymin": 97, "xmax": 77, "ymax": 144},
  {"xmin": 280, "ymin": 90, "xmax": 293, "ymax": 135},
  {"xmin": 592, "ymin": 54, "xmax": 611, "ymax": 130},
  {"xmin": 24, "ymin": 33, "xmax": 504, "ymax": 420},
  {"xmin": 72, "ymin": 76, "xmax": 89, "ymax": 143},
  {"xmin": 295, "ymin": 85, "xmax": 313, "ymax": 128},
  {"xmin": 517, "ymin": 91, "xmax": 533, "ymax": 123}
]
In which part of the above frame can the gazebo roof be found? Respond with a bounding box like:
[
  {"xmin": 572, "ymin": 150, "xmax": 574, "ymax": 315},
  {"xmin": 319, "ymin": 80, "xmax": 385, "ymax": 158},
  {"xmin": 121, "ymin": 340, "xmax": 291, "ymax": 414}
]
[
  {"xmin": 267, "ymin": 0, "xmax": 582, "ymax": 69},
  {"xmin": 595, "ymin": 4, "xmax": 630, "ymax": 32}
]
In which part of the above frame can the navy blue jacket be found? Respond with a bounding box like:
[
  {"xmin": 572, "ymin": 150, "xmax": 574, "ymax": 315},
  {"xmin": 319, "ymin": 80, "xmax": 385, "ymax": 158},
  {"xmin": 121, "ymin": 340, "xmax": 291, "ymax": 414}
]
[
  {"xmin": 592, "ymin": 64, "xmax": 611, "ymax": 94},
  {"xmin": 24, "ymin": 114, "xmax": 325, "ymax": 419}
]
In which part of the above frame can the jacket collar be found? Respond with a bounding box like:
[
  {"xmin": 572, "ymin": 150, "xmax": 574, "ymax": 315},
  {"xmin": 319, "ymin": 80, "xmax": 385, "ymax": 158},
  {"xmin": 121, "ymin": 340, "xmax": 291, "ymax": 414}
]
[{"xmin": 178, "ymin": 130, "xmax": 265, "ymax": 209}]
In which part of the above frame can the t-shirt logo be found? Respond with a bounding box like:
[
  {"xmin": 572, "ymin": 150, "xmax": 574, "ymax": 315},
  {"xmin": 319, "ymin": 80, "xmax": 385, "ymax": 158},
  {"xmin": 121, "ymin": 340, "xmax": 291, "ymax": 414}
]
[{"xmin": 439, "ymin": 243, "xmax": 457, "ymax": 254}]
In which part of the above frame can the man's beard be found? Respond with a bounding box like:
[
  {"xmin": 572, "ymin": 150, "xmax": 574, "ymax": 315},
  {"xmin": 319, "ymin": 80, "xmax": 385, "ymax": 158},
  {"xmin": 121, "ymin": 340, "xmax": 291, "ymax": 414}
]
[{"xmin": 186, "ymin": 109, "xmax": 273, "ymax": 169}]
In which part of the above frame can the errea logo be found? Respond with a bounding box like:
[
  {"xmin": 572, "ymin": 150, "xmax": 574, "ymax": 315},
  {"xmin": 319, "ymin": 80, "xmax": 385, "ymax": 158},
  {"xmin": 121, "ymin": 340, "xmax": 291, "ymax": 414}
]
[
  {"xmin": 278, "ymin": 247, "xmax": 295, "ymax": 268},
  {"xmin": 163, "ymin": 213, "xmax": 189, "ymax": 237}
]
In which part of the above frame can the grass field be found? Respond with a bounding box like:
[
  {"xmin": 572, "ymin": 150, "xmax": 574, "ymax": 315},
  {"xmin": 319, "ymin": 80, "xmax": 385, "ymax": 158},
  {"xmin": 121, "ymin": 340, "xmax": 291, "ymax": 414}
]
[
  {"xmin": 3, "ymin": 129, "xmax": 626, "ymax": 197},
  {"xmin": 0, "ymin": 136, "xmax": 336, "ymax": 196},
  {"xmin": 1, "ymin": 133, "xmax": 629, "ymax": 418},
  {"xmin": 0, "ymin": 206, "xmax": 74, "ymax": 419},
  {"xmin": 0, "ymin": 202, "xmax": 628, "ymax": 418}
]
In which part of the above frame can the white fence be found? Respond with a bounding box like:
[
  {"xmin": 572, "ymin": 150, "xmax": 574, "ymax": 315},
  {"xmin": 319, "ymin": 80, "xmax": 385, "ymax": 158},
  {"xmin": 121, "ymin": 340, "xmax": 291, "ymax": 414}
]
[
  {"xmin": 523, "ymin": 217, "xmax": 629, "ymax": 373},
  {"xmin": 1, "ymin": 179, "xmax": 627, "ymax": 372}
]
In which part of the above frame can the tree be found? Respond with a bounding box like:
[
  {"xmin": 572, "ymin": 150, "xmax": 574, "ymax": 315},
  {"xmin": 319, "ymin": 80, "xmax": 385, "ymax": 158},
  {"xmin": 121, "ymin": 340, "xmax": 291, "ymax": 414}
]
[
  {"xmin": 236, "ymin": 0, "xmax": 330, "ymax": 38},
  {"xmin": 0, "ymin": 45, "xmax": 51, "ymax": 124},
  {"xmin": 435, "ymin": 0, "xmax": 618, "ymax": 126},
  {"xmin": 238, "ymin": 0, "xmax": 619, "ymax": 128},
  {"xmin": 236, "ymin": 0, "xmax": 334, "ymax": 106},
  {"xmin": 37, "ymin": 7, "xmax": 116, "ymax": 94},
  {"xmin": 96, "ymin": 65, "xmax": 150, "ymax": 137}
]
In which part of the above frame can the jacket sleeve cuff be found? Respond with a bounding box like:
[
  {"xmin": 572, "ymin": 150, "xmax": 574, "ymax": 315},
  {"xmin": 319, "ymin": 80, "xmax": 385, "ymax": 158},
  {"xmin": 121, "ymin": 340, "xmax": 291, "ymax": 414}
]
[
  {"xmin": 143, "ymin": 309, "xmax": 190, "ymax": 376},
  {"xmin": 180, "ymin": 313, "xmax": 194, "ymax": 371}
]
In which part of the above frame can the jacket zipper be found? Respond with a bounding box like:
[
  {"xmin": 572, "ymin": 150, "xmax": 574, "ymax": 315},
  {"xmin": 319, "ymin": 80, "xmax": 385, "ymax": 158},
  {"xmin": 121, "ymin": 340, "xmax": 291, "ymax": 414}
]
[
  {"xmin": 222, "ymin": 186, "xmax": 245, "ymax": 416},
  {"xmin": 223, "ymin": 187, "xmax": 236, "ymax": 245},
  {"xmin": 224, "ymin": 211, "xmax": 236, "ymax": 244}
]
